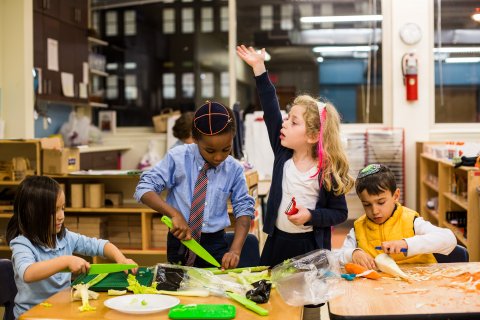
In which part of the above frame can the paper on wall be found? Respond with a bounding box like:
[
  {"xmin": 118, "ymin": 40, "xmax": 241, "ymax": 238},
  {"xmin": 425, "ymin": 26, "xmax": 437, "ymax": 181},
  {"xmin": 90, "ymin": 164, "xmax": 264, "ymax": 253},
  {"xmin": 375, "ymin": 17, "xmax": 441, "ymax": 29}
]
[
  {"xmin": 47, "ymin": 38, "xmax": 59, "ymax": 71},
  {"xmin": 83, "ymin": 62, "xmax": 89, "ymax": 84},
  {"xmin": 79, "ymin": 83, "xmax": 88, "ymax": 99},
  {"xmin": 61, "ymin": 72, "xmax": 74, "ymax": 97}
]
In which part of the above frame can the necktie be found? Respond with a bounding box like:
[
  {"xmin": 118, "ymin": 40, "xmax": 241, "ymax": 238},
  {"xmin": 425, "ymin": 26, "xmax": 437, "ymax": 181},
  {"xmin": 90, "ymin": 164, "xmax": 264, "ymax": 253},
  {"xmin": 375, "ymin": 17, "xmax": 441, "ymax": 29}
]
[{"xmin": 186, "ymin": 162, "xmax": 210, "ymax": 266}]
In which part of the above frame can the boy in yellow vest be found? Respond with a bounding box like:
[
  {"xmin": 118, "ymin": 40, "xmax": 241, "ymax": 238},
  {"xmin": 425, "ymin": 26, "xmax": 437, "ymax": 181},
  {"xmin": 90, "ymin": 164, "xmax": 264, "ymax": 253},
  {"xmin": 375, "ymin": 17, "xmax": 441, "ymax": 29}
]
[{"xmin": 337, "ymin": 164, "xmax": 456, "ymax": 269}]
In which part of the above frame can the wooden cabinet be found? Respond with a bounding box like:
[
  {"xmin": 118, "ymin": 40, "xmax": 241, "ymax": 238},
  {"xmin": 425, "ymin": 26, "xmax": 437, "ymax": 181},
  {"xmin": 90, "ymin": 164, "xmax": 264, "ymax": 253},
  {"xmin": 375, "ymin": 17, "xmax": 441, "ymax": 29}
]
[
  {"xmin": 33, "ymin": 0, "xmax": 88, "ymax": 104},
  {"xmin": 419, "ymin": 153, "xmax": 480, "ymax": 261},
  {"xmin": 0, "ymin": 140, "xmax": 42, "ymax": 257}
]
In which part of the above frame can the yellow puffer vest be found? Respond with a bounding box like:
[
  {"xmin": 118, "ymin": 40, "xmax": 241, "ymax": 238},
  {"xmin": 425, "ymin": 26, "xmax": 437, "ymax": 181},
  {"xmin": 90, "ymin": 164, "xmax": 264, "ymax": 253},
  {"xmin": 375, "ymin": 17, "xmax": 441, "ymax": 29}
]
[{"xmin": 354, "ymin": 204, "xmax": 436, "ymax": 264}]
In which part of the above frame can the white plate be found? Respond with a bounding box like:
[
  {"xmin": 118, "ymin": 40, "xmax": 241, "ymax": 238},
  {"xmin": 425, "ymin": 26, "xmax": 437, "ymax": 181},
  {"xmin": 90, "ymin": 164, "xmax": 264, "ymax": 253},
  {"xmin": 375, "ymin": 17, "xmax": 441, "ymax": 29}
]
[{"xmin": 104, "ymin": 294, "xmax": 180, "ymax": 315}]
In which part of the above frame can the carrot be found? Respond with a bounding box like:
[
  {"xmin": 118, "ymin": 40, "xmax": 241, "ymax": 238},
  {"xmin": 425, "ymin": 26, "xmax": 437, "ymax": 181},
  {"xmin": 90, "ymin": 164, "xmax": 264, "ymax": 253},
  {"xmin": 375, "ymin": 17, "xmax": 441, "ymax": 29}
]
[{"xmin": 345, "ymin": 263, "xmax": 381, "ymax": 280}]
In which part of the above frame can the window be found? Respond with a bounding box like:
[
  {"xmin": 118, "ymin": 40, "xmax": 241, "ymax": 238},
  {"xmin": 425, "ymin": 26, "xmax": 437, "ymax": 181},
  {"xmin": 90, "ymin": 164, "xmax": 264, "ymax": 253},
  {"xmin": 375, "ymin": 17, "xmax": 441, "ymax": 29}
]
[
  {"xmin": 105, "ymin": 11, "xmax": 118, "ymax": 36},
  {"xmin": 220, "ymin": 71, "xmax": 229, "ymax": 98},
  {"xmin": 201, "ymin": 7, "xmax": 214, "ymax": 32},
  {"xmin": 434, "ymin": 1, "xmax": 480, "ymax": 123},
  {"xmin": 163, "ymin": 73, "xmax": 176, "ymax": 99},
  {"xmin": 106, "ymin": 75, "xmax": 118, "ymax": 99},
  {"xmin": 124, "ymin": 10, "xmax": 136, "ymax": 36},
  {"xmin": 182, "ymin": 73, "xmax": 195, "ymax": 98},
  {"xmin": 201, "ymin": 72, "xmax": 214, "ymax": 98},
  {"xmin": 163, "ymin": 8, "xmax": 175, "ymax": 34},
  {"xmin": 280, "ymin": 4, "xmax": 293, "ymax": 30},
  {"xmin": 238, "ymin": 1, "xmax": 383, "ymax": 123},
  {"xmin": 220, "ymin": 6, "xmax": 228, "ymax": 32},
  {"xmin": 260, "ymin": 5, "xmax": 273, "ymax": 31},
  {"xmin": 299, "ymin": 4, "xmax": 313, "ymax": 30},
  {"xmin": 125, "ymin": 74, "xmax": 137, "ymax": 100},
  {"xmin": 182, "ymin": 8, "xmax": 194, "ymax": 34}
]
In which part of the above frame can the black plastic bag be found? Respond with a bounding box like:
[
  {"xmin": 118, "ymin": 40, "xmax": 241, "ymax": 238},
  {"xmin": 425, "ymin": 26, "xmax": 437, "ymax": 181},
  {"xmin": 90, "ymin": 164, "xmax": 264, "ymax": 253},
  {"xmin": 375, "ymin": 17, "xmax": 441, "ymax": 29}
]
[
  {"xmin": 155, "ymin": 266, "xmax": 186, "ymax": 291},
  {"xmin": 246, "ymin": 280, "xmax": 272, "ymax": 304}
]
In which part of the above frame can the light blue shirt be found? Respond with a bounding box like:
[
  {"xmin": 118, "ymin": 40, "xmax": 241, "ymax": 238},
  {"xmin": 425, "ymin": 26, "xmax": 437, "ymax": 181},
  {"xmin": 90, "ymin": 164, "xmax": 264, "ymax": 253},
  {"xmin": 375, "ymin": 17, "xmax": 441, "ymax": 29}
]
[
  {"xmin": 134, "ymin": 144, "xmax": 255, "ymax": 232},
  {"xmin": 10, "ymin": 230, "xmax": 108, "ymax": 319}
]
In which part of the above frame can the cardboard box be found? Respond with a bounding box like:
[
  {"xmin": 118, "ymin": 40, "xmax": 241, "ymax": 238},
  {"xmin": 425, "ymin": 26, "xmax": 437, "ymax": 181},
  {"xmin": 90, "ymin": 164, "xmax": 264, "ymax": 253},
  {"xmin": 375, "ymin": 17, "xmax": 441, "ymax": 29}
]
[
  {"xmin": 70, "ymin": 184, "xmax": 84, "ymax": 208},
  {"xmin": 41, "ymin": 137, "xmax": 80, "ymax": 174},
  {"xmin": 105, "ymin": 192, "xmax": 123, "ymax": 206},
  {"xmin": 42, "ymin": 148, "xmax": 80, "ymax": 174},
  {"xmin": 84, "ymin": 183, "xmax": 105, "ymax": 208}
]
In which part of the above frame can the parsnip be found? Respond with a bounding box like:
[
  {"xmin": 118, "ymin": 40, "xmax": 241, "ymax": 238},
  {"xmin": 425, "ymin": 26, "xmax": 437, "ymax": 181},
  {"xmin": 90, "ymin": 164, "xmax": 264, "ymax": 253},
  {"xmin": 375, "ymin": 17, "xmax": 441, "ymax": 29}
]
[{"xmin": 375, "ymin": 253, "xmax": 410, "ymax": 281}]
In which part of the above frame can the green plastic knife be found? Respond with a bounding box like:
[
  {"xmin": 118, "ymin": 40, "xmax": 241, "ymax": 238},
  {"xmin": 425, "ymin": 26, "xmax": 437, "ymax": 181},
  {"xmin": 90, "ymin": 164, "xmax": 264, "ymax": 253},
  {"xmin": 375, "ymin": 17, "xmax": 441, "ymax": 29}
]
[
  {"xmin": 226, "ymin": 292, "xmax": 269, "ymax": 316},
  {"xmin": 161, "ymin": 216, "xmax": 221, "ymax": 268},
  {"xmin": 87, "ymin": 263, "xmax": 138, "ymax": 275}
]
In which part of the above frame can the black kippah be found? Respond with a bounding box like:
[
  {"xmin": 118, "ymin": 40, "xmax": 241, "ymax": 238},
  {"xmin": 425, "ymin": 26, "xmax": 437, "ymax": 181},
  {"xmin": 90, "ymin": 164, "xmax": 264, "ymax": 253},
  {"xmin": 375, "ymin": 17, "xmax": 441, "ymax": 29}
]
[{"xmin": 193, "ymin": 101, "xmax": 232, "ymax": 135}]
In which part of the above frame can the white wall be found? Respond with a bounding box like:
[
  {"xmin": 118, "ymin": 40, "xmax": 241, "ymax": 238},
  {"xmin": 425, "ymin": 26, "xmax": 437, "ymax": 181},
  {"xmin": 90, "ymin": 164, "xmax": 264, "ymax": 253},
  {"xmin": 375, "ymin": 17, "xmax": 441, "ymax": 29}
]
[
  {"xmin": 101, "ymin": 128, "xmax": 167, "ymax": 170},
  {"xmin": 382, "ymin": 0, "xmax": 434, "ymax": 208},
  {"xmin": 0, "ymin": 0, "xmax": 34, "ymax": 138}
]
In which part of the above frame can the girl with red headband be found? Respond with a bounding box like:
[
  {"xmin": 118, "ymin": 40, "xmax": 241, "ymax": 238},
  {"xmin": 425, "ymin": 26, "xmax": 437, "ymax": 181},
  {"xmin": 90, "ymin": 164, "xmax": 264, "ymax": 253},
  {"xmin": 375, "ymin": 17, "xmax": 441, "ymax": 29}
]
[
  {"xmin": 135, "ymin": 102, "xmax": 255, "ymax": 269},
  {"xmin": 237, "ymin": 45, "xmax": 354, "ymax": 267}
]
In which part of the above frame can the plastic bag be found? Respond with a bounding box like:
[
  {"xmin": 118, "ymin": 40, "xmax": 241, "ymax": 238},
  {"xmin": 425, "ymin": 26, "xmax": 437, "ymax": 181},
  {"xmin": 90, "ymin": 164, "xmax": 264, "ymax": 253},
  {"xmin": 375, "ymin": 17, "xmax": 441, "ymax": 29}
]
[
  {"xmin": 138, "ymin": 140, "xmax": 163, "ymax": 170},
  {"xmin": 60, "ymin": 111, "xmax": 94, "ymax": 146},
  {"xmin": 271, "ymin": 249, "xmax": 342, "ymax": 306},
  {"xmin": 154, "ymin": 264, "xmax": 251, "ymax": 296}
]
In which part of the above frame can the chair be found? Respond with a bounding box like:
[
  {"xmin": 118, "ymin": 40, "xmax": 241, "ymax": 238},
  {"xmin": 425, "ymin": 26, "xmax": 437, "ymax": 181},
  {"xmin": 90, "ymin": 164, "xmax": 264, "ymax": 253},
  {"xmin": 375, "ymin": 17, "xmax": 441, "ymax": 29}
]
[
  {"xmin": 0, "ymin": 259, "xmax": 17, "ymax": 320},
  {"xmin": 433, "ymin": 245, "xmax": 469, "ymax": 263},
  {"xmin": 225, "ymin": 232, "xmax": 260, "ymax": 267}
]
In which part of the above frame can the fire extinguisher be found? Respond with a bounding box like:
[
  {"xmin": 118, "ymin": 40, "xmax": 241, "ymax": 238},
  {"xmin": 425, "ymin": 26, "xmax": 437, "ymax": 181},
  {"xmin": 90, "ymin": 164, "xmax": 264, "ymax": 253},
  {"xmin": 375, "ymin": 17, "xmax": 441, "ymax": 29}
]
[{"xmin": 402, "ymin": 53, "xmax": 418, "ymax": 101}]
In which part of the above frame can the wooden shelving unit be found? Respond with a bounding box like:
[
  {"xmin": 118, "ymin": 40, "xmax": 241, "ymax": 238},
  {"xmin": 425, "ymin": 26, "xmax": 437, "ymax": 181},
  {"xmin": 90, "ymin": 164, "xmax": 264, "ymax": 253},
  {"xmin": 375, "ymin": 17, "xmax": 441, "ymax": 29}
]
[
  {"xmin": 419, "ymin": 153, "xmax": 480, "ymax": 261},
  {"xmin": 1, "ymin": 168, "xmax": 261, "ymax": 265}
]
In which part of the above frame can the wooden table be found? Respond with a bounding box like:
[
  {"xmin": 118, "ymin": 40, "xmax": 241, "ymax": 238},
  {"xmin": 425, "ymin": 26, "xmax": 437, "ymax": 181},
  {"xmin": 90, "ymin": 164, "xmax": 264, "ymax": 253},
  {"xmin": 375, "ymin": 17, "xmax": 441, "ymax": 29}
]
[
  {"xmin": 328, "ymin": 262, "xmax": 480, "ymax": 319},
  {"xmin": 20, "ymin": 289, "xmax": 302, "ymax": 320}
]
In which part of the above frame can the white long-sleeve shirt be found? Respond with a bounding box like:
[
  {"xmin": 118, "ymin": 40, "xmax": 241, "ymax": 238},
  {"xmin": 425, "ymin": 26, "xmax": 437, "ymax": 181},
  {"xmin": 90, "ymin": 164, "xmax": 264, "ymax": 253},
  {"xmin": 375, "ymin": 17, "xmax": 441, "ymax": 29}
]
[{"xmin": 336, "ymin": 217, "xmax": 457, "ymax": 266}]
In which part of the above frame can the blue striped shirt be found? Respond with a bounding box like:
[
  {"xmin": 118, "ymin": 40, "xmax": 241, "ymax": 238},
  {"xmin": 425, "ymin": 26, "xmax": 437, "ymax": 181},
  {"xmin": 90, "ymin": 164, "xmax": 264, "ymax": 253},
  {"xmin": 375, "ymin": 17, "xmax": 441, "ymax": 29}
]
[{"xmin": 134, "ymin": 144, "xmax": 255, "ymax": 232}]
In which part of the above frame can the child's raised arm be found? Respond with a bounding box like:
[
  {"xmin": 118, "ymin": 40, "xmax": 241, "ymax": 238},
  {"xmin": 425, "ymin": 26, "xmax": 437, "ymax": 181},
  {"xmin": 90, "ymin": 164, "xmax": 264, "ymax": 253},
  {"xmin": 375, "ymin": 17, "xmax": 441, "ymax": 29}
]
[{"xmin": 236, "ymin": 45, "xmax": 267, "ymax": 76}]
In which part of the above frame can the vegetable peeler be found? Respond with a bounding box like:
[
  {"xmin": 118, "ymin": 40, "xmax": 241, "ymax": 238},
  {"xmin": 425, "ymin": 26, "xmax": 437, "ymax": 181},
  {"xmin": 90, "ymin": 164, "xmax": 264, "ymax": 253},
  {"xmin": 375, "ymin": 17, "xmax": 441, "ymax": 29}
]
[
  {"xmin": 375, "ymin": 246, "xmax": 408, "ymax": 253},
  {"xmin": 284, "ymin": 197, "xmax": 299, "ymax": 215}
]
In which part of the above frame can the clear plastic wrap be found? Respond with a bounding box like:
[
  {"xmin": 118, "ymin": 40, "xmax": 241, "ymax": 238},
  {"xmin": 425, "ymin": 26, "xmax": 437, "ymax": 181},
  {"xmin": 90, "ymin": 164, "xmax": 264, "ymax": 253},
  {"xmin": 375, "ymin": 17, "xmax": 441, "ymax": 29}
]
[
  {"xmin": 154, "ymin": 263, "xmax": 252, "ymax": 296},
  {"xmin": 271, "ymin": 249, "xmax": 342, "ymax": 306}
]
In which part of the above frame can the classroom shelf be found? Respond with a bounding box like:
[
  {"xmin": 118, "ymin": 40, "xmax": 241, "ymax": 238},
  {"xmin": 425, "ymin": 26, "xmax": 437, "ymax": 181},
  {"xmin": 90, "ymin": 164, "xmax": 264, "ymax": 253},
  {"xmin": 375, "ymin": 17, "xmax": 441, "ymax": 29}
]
[
  {"xmin": 419, "ymin": 150, "xmax": 480, "ymax": 261},
  {"xmin": 443, "ymin": 192, "xmax": 468, "ymax": 210},
  {"xmin": 442, "ymin": 221, "xmax": 467, "ymax": 247},
  {"xmin": 422, "ymin": 180, "xmax": 438, "ymax": 193}
]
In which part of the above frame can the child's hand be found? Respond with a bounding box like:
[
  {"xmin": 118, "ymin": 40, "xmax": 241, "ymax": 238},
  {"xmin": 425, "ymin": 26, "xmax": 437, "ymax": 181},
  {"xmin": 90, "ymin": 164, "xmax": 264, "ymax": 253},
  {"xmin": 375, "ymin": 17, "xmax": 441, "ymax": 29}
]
[
  {"xmin": 380, "ymin": 240, "xmax": 408, "ymax": 254},
  {"xmin": 221, "ymin": 251, "xmax": 240, "ymax": 270},
  {"xmin": 287, "ymin": 204, "xmax": 312, "ymax": 226},
  {"xmin": 67, "ymin": 256, "xmax": 90, "ymax": 274},
  {"xmin": 352, "ymin": 249, "xmax": 376, "ymax": 270},
  {"xmin": 236, "ymin": 45, "xmax": 267, "ymax": 76},
  {"xmin": 171, "ymin": 214, "xmax": 192, "ymax": 240},
  {"xmin": 118, "ymin": 258, "xmax": 138, "ymax": 275}
]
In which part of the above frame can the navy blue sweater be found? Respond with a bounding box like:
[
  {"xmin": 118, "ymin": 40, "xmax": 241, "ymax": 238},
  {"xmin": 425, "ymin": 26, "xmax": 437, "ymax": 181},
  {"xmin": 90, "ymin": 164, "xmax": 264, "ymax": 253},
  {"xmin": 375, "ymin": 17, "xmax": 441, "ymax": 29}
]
[{"xmin": 255, "ymin": 72, "xmax": 348, "ymax": 250}]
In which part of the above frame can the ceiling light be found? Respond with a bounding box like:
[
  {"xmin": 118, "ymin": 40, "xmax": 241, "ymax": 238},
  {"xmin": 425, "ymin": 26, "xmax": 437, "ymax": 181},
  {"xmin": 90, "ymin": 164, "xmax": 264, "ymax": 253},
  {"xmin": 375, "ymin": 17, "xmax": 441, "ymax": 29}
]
[
  {"xmin": 316, "ymin": 57, "xmax": 324, "ymax": 63},
  {"xmin": 433, "ymin": 47, "xmax": 480, "ymax": 53},
  {"xmin": 301, "ymin": 15, "xmax": 383, "ymax": 24},
  {"xmin": 445, "ymin": 57, "xmax": 480, "ymax": 63},
  {"xmin": 472, "ymin": 8, "xmax": 480, "ymax": 22},
  {"xmin": 313, "ymin": 45, "xmax": 378, "ymax": 53}
]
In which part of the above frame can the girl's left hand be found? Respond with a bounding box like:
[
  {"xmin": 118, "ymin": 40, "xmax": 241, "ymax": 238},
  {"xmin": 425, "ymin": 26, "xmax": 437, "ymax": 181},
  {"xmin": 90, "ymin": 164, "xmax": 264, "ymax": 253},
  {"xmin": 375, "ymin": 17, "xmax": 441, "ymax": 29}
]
[
  {"xmin": 287, "ymin": 204, "xmax": 312, "ymax": 225},
  {"xmin": 221, "ymin": 251, "xmax": 240, "ymax": 270}
]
